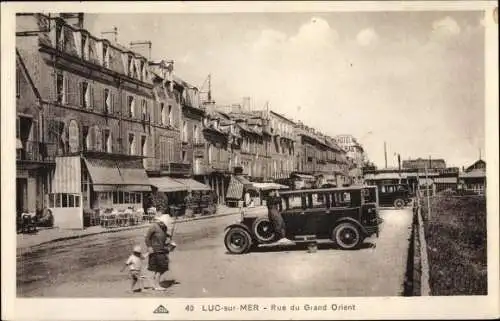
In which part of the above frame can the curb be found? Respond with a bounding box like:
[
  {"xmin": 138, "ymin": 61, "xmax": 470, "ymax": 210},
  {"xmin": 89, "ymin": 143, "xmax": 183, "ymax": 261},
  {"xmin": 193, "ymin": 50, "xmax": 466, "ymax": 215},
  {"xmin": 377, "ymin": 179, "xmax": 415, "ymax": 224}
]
[{"xmin": 21, "ymin": 209, "xmax": 244, "ymax": 249}]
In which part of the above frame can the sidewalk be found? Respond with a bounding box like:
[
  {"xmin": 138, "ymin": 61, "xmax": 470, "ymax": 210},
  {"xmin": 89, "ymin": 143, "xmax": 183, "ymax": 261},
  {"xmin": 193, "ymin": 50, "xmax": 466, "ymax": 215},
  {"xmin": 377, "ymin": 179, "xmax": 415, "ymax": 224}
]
[{"xmin": 16, "ymin": 205, "xmax": 265, "ymax": 250}]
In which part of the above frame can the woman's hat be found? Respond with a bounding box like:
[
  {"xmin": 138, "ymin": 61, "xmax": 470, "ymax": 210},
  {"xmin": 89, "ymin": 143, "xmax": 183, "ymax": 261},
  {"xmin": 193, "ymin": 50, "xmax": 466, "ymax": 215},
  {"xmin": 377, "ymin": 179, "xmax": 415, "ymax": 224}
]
[{"xmin": 133, "ymin": 245, "xmax": 142, "ymax": 253}]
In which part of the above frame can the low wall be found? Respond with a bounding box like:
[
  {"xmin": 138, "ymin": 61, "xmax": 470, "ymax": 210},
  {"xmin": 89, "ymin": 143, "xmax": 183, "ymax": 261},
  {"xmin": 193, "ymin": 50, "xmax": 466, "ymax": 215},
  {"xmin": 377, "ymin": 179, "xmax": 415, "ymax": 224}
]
[{"xmin": 404, "ymin": 201, "xmax": 431, "ymax": 296}]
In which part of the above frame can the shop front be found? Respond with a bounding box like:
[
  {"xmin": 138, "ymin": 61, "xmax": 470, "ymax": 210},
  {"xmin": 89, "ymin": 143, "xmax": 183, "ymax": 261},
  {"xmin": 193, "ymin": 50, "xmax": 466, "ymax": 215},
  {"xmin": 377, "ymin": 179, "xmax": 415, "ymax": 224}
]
[{"xmin": 48, "ymin": 154, "xmax": 151, "ymax": 229}]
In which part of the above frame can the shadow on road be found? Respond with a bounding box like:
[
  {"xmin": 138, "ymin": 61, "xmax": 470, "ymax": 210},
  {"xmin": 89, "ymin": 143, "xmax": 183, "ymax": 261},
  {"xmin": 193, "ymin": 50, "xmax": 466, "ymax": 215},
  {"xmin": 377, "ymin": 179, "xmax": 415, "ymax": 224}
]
[
  {"xmin": 224, "ymin": 241, "xmax": 376, "ymax": 255},
  {"xmin": 159, "ymin": 279, "xmax": 180, "ymax": 289}
]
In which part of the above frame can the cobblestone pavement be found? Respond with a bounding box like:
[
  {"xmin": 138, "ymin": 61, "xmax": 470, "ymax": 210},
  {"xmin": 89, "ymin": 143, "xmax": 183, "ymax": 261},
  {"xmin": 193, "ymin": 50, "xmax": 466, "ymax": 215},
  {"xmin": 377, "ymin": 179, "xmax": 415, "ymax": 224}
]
[{"xmin": 17, "ymin": 208, "xmax": 413, "ymax": 297}]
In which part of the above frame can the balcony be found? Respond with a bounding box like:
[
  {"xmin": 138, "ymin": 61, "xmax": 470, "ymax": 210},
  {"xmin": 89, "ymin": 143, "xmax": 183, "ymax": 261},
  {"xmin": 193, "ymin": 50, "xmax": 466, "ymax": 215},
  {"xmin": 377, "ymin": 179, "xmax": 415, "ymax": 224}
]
[
  {"xmin": 160, "ymin": 162, "xmax": 192, "ymax": 176},
  {"xmin": 16, "ymin": 140, "xmax": 56, "ymax": 165}
]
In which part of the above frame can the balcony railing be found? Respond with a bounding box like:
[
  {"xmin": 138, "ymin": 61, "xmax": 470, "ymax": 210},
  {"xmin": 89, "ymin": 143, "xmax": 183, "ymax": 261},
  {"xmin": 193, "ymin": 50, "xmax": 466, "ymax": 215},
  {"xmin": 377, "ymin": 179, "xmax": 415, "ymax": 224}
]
[
  {"xmin": 160, "ymin": 162, "xmax": 192, "ymax": 176},
  {"xmin": 16, "ymin": 140, "xmax": 56, "ymax": 163}
]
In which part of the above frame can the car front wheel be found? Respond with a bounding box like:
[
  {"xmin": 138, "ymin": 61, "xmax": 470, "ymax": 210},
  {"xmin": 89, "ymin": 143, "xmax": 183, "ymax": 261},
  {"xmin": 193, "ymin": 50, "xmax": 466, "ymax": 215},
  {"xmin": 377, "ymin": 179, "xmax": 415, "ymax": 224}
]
[
  {"xmin": 224, "ymin": 227, "xmax": 252, "ymax": 254},
  {"xmin": 332, "ymin": 222, "xmax": 362, "ymax": 250}
]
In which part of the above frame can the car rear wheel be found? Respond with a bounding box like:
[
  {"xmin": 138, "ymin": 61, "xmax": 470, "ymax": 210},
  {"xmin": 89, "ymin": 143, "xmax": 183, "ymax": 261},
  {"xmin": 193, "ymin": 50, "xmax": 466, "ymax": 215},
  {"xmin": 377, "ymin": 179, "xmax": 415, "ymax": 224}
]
[
  {"xmin": 224, "ymin": 227, "xmax": 252, "ymax": 254},
  {"xmin": 394, "ymin": 198, "xmax": 405, "ymax": 209},
  {"xmin": 252, "ymin": 217, "xmax": 276, "ymax": 243},
  {"xmin": 332, "ymin": 222, "xmax": 362, "ymax": 250}
]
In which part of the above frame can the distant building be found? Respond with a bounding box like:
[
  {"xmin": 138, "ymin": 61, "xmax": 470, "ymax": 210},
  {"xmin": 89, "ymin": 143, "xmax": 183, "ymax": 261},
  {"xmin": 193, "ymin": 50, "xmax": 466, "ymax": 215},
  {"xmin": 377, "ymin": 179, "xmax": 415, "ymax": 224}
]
[
  {"xmin": 459, "ymin": 159, "xmax": 486, "ymax": 195},
  {"xmin": 402, "ymin": 158, "xmax": 446, "ymax": 170}
]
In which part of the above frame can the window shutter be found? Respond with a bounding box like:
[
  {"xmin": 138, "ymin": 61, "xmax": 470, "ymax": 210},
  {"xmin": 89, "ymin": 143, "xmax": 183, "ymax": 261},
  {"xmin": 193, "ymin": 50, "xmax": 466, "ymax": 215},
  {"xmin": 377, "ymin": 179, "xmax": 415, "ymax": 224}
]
[
  {"xmin": 110, "ymin": 93, "xmax": 115, "ymax": 114},
  {"xmin": 90, "ymin": 85, "xmax": 95, "ymax": 109},
  {"xmin": 80, "ymin": 82, "xmax": 84, "ymax": 107}
]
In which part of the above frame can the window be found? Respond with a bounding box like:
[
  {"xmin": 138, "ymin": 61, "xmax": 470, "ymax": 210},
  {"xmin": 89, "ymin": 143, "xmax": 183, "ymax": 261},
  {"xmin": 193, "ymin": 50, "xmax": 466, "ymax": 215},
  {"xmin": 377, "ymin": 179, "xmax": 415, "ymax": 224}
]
[
  {"xmin": 160, "ymin": 103, "xmax": 166, "ymax": 125},
  {"xmin": 103, "ymin": 129, "xmax": 111, "ymax": 153},
  {"xmin": 167, "ymin": 105, "xmax": 172, "ymax": 126},
  {"xmin": 112, "ymin": 192, "xmax": 141, "ymax": 204},
  {"xmin": 56, "ymin": 22, "xmax": 64, "ymax": 51},
  {"xmin": 128, "ymin": 133, "xmax": 136, "ymax": 155},
  {"xmin": 102, "ymin": 43, "xmax": 110, "ymax": 68},
  {"xmin": 208, "ymin": 145, "xmax": 212, "ymax": 164},
  {"xmin": 141, "ymin": 135, "xmax": 147, "ymax": 156},
  {"xmin": 128, "ymin": 96, "xmax": 135, "ymax": 117},
  {"xmin": 80, "ymin": 82, "xmax": 93, "ymax": 108},
  {"xmin": 182, "ymin": 121, "xmax": 188, "ymax": 142},
  {"xmin": 182, "ymin": 150, "xmax": 187, "ymax": 162},
  {"xmin": 81, "ymin": 34, "xmax": 89, "ymax": 60},
  {"xmin": 193, "ymin": 125, "xmax": 199, "ymax": 143},
  {"xmin": 56, "ymin": 72, "xmax": 65, "ymax": 104},
  {"xmin": 141, "ymin": 99, "xmax": 147, "ymax": 120},
  {"xmin": 94, "ymin": 126, "xmax": 102, "ymax": 151},
  {"xmin": 104, "ymin": 88, "xmax": 112, "ymax": 113}
]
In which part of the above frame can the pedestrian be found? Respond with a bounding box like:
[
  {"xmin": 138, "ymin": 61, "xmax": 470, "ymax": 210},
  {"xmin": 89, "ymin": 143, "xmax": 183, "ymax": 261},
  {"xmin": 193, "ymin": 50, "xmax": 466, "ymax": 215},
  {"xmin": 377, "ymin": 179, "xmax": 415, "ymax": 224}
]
[
  {"xmin": 267, "ymin": 190, "xmax": 292, "ymax": 245},
  {"xmin": 145, "ymin": 214, "xmax": 175, "ymax": 291},
  {"xmin": 121, "ymin": 245, "xmax": 146, "ymax": 293}
]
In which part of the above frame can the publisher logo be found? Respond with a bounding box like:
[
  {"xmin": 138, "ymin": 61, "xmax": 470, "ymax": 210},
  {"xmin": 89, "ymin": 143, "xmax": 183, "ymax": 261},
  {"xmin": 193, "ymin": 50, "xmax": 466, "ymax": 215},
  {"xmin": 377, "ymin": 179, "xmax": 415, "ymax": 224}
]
[{"xmin": 153, "ymin": 305, "xmax": 169, "ymax": 314}]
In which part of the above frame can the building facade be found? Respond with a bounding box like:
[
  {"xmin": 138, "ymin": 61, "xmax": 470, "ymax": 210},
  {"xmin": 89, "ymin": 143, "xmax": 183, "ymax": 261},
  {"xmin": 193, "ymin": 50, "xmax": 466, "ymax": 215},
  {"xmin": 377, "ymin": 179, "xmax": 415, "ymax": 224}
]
[
  {"xmin": 263, "ymin": 110, "xmax": 296, "ymax": 180},
  {"xmin": 334, "ymin": 134, "xmax": 365, "ymax": 184},
  {"xmin": 16, "ymin": 13, "xmax": 155, "ymax": 228},
  {"xmin": 295, "ymin": 123, "xmax": 350, "ymax": 187}
]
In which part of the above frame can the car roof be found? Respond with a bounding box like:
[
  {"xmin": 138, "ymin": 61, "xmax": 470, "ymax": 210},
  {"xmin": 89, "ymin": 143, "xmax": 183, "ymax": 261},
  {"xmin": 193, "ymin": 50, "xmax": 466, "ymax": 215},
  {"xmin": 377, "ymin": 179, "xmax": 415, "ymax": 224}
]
[{"xmin": 278, "ymin": 185, "xmax": 370, "ymax": 195}]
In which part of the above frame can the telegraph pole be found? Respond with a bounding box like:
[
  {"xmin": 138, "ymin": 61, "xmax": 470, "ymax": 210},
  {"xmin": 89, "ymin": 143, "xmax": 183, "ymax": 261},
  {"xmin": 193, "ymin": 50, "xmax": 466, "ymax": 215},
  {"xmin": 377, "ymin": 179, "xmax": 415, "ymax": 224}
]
[{"xmin": 384, "ymin": 141, "xmax": 388, "ymax": 169}]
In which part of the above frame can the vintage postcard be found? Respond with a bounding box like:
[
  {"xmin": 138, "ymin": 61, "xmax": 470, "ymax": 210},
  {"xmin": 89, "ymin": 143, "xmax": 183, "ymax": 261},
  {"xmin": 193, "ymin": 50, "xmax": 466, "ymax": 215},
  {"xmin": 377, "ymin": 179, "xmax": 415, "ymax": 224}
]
[{"xmin": 1, "ymin": 1, "xmax": 498, "ymax": 320}]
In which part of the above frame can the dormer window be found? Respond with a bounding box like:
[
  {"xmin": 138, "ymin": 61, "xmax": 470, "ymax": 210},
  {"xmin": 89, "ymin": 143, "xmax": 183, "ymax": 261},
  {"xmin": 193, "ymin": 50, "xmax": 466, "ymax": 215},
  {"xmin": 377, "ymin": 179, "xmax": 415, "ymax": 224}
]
[
  {"xmin": 102, "ymin": 43, "xmax": 110, "ymax": 68},
  {"xmin": 56, "ymin": 21, "xmax": 64, "ymax": 51},
  {"xmin": 128, "ymin": 56, "xmax": 134, "ymax": 77},
  {"xmin": 81, "ymin": 34, "xmax": 89, "ymax": 60}
]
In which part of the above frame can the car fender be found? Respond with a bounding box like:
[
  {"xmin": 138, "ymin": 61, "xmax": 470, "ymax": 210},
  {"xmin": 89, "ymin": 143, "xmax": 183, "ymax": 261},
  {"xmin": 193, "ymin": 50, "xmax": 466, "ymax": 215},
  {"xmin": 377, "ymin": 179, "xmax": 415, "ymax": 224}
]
[
  {"xmin": 334, "ymin": 217, "xmax": 368, "ymax": 235},
  {"xmin": 224, "ymin": 223, "xmax": 252, "ymax": 235}
]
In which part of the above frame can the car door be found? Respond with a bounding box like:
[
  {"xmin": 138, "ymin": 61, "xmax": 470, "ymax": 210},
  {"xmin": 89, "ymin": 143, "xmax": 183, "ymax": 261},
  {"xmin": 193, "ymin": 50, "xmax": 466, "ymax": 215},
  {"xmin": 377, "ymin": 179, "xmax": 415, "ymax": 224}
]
[{"xmin": 281, "ymin": 194, "xmax": 308, "ymax": 236}]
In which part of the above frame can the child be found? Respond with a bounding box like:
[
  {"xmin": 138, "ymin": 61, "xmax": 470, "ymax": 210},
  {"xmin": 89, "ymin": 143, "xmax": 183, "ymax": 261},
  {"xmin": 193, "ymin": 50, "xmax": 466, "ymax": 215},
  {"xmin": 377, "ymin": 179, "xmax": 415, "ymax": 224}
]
[{"xmin": 121, "ymin": 245, "xmax": 147, "ymax": 293}]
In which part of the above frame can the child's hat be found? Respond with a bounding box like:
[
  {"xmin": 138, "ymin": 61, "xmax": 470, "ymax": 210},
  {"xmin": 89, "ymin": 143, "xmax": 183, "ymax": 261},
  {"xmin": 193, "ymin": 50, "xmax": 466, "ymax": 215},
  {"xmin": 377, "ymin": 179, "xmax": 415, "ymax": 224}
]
[{"xmin": 133, "ymin": 245, "xmax": 142, "ymax": 253}]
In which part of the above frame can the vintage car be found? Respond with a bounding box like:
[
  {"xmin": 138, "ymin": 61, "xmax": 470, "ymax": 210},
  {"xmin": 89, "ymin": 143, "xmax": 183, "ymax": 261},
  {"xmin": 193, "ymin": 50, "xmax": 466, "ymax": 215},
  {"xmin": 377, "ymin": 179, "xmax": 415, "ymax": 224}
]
[
  {"xmin": 377, "ymin": 184, "xmax": 412, "ymax": 208},
  {"xmin": 224, "ymin": 186, "xmax": 381, "ymax": 254}
]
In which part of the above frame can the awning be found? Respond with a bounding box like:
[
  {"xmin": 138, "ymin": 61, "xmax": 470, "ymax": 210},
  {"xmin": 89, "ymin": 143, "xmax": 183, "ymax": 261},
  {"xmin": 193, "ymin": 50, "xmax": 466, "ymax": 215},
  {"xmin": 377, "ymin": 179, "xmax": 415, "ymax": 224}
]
[
  {"xmin": 174, "ymin": 178, "xmax": 211, "ymax": 191},
  {"xmin": 234, "ymin": 175, "xmax": 254, "ymax": 188},
  {"xmin": 83, "ymin": 157, "xmax": 151, "ymax": 192},
  {"xmin": 433, "ymin": 177, "xmax": 457, "ymax": 184},
  {"xmin": 16, "ymin": 139, "xmax": 23, "ymax": 149},
  {"xmin": 149, "ymin": 177, "xmax": 187, "ymax": 192},
  {"xmin": 251, "ymin": 182, "xmax": 289, "ymax": 191},
  {"xmin": 226, "ymin": 176, "xmax": 244, "ymax": 199}
]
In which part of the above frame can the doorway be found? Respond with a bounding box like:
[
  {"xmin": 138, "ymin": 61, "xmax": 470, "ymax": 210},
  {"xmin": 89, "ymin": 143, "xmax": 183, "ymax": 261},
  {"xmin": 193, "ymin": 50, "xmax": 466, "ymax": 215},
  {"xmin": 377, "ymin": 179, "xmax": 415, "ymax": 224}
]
[{"xmin": 17, "ymin": 178, "xmax": 28, "ymax": 214}]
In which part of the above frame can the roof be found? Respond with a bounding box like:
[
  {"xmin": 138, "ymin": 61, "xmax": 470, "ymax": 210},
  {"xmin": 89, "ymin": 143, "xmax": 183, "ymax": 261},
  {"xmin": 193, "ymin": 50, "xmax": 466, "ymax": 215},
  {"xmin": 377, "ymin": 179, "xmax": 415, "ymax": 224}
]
[
  {"xmin": 465, "ymin": 159, "xmax": 486, "ymax": 172},
  {"xmin": 364, "ymin": 172, "xmax": 407, "ymax": 180},
  {"xmin": 460, "ymin": 170, "xmax": 486, "ymax": 179},
  {"xmin": 278, "ymin": 186, "xmax": 366, "ymax": 195}
]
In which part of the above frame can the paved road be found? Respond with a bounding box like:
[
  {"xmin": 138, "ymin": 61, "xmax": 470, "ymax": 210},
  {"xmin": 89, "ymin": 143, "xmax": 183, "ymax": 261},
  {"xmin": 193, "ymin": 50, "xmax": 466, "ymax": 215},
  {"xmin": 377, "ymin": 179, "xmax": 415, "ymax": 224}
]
[{"xmin": 17, "ymin": 208, "xmax": 413, "ymax": 297}]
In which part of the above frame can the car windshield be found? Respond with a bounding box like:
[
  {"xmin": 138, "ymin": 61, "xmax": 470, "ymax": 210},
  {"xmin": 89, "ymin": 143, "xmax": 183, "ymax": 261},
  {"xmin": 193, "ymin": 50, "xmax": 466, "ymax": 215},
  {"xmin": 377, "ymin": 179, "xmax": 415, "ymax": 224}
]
[{"xmin": 362, "ymin": 187, "xmax": 377, "ymax": 203}]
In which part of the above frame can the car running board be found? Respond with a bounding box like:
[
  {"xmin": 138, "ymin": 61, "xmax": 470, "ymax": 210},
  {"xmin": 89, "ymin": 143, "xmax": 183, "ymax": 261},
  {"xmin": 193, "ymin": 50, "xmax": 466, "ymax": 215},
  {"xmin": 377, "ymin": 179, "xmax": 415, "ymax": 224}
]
[{"xmin": 293, "ymin": 235, "xmax": 317, "ymax": 242}]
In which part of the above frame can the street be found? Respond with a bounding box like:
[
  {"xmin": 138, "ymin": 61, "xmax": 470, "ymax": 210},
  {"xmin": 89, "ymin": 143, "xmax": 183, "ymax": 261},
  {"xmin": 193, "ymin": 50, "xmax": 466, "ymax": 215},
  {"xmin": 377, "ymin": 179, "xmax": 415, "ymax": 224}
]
[{"xmin": 17, "ymin": 208, "xmax": 413, "ymax": 297}]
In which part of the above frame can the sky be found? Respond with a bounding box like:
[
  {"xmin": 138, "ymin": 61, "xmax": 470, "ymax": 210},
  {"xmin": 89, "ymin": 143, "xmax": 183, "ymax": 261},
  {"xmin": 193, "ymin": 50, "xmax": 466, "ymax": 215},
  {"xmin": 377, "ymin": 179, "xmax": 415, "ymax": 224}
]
[{"xmin": 85, "ymin": 11, "xmax": 486, "ymax": 168}]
